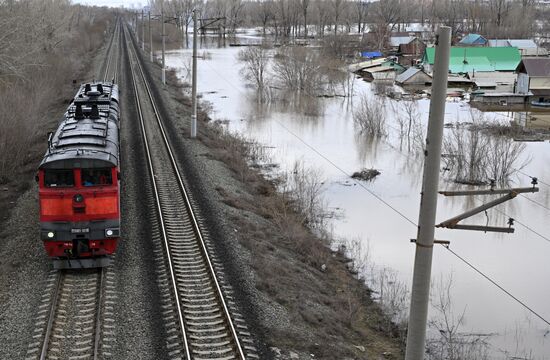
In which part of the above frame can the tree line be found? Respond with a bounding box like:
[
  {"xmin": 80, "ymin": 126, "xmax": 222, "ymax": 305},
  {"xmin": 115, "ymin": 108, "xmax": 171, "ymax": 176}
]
[
  {"xmin": 147, "ymin": 0, "xmax": 550, "ymax": 44},
  {"xmin": 0, "ymin": 0, "xmax": 113, "ymax": 183}
]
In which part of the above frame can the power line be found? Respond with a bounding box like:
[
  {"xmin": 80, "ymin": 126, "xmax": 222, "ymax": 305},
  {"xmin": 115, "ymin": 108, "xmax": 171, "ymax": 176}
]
[
  {"xmin": 274, "ymin": 120, "xmax": 418, "ymax": 228},
  {"xmin": 514, "ymin": 167, "xmax": 550, "ymax": 188},
  {"xmin": 443, "ymin": 245, "xmax": 550, "ymax": 327},
  {"xmin": 200, "ymin": 56, "xmax": 418, "ymax": 226},
  {"xmin": 195, "ymin": 53, "xmax": 550, "ymax": 328},
  {"xmin": 518, "ymin": 193, "xmax": 550, "ymax": 212},
  {"xmin": 382, "ymin": 114, "xmax": 550, "ymax": 241},
  {"xmin": 199, "ymin": 48, "xmax": 550, "ymax": 244}
]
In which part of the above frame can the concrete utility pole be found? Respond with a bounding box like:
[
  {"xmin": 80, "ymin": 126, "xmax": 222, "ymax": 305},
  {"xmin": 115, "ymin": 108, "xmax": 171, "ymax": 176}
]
[
  {"xmin": 149, "ymin": 11, "xmax": 153, "ymax": 62},
  {"xmin": 162, "ymin": 6, "xmax": 166, "ymax": 85},
  {"xmin": 405, "ymin": 26, "xmax": 451, "ymax": 360},
  {"xmin": 191, "ymin": 9, "xmax": 198, "ymax": 138},
  {"xmin": 141, "ymin": 10, "xmax": 145, "ymax": 50}
]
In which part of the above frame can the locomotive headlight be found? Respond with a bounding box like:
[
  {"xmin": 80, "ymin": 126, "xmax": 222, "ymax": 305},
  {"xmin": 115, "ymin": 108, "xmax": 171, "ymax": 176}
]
[
  {"xmin": 104, "ymin": 228, "xmax": 119, "ymax": 238},
  {"xmin": 73, "ymin": 194, "xmax": 84, "ymax": 203},
  {"xmin": 47, "ymin": 231, "xmax": 55, "ymax": 238}
]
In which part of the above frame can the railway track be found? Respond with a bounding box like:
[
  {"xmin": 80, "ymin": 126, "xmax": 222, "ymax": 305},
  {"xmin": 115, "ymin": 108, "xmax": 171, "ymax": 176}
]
[
  {"xmin": 24, "ymin": 19, "xmax": 122, "ymax": 360},
  {"xmin": 124, "ymin": 23, "xmax": 258, "ymax": 360},
  {"xmin": 101, "ymin": 18, "xmax": 121, "ymax": 83}
]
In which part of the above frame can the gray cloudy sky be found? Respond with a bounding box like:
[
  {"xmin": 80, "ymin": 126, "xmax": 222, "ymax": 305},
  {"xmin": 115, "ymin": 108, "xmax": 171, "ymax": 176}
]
[{"xmin": 72, "ymin": 0, "xmax": 145, "ymax": 8}]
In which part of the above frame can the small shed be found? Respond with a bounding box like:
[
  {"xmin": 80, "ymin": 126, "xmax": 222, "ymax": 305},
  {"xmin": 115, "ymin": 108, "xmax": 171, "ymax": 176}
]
[
  {"xmin": 516, "ymin": 58, "xmax": 550, "ymax": 101},
  {"xmin": 458, "ymin": 34, "xmax": 488, "ymax": 46},
  {"xmin": 395, "ymin": 67, "xmax": 432, "ymax": 85}
]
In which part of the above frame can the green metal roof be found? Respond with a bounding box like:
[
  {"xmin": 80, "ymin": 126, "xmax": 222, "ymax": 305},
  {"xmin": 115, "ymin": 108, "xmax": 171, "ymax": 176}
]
[{"xmin": 423, "ymin": 47, "xmax": 521, "ymax": 73}]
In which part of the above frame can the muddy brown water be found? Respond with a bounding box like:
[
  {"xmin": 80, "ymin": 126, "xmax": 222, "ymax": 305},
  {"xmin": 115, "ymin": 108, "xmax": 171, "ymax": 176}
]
[{"xmin": 165, "ymin": 30, "xmax": 550, "ymax": 359}]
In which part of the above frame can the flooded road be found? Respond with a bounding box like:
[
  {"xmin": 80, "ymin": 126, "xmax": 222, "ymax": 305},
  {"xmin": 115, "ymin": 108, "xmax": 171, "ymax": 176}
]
[{"xmin": 165, "ymin": 33, "xmax": 550, "ymax": 358}]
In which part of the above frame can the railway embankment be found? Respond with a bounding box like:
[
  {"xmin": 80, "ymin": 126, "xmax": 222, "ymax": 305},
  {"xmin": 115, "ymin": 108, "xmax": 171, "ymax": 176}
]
[{"xmin": 133, "ymin": 36, "xmax": 404, "ymax": 359}]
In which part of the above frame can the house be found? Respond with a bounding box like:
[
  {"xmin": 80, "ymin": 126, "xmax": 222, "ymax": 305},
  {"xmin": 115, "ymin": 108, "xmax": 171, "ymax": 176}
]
[
  {"xmin": 488, "ymin": 39, "xmax": 548, "ymax": 57},
  {"xmin": 389, "ymin": 35, "xmax": 416, "ymax": 48},
  {"xmin": 395, "ymin": 67, "xmax": 432, "ymax": 85},
  {"xmin": 458, "ymin": 34, "xmax": 488, "ymax": 46},
  {"xmin": 398, "ymin": 38, "xmax": 426, "ymax": 65},
  {"xmin": 361, "ymin": 60, "xmax": 406, "ymax": 81},
  {"xmin": 422, "ymin": 47, "xmax": 521, "ymax": 74},
  {"xmin": 516, "ymin": 58, "xmax": 550, "ymax": 102},
  {"xmin": 471, "ymin": 71, "xmax": 517, "ymax": 93}
]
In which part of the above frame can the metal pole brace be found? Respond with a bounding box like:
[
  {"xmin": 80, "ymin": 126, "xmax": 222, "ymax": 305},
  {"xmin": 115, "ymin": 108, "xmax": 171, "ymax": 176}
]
[
  {"xmin": 436, "ymin": 184, "xmax": 539, "ymax": 233},
  {"xmin": 410, "ymin": 239, "xmax": 451, "ymax": 248}
]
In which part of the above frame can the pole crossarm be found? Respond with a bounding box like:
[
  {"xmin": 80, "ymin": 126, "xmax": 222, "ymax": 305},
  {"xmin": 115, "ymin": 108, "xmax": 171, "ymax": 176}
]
[
  {"xmin": 439, "ymin": 186, "xmax": 539, "ymax": 196},
  {"xmin": 199, "ymin": 17, "xmax": 225, "ymax": 30},
  {"xmin": 436, "ymin": 186, "xmax": 539, "ymax": 233}
]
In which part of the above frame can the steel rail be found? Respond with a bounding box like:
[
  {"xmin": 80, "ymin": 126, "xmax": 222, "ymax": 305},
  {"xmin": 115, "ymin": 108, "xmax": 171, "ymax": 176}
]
[
  {"xmin": 39, "ymin": 269, "xmax": 104, "ymax": 360},
  {"xmin": 125, "ymin": 23, "xmax": 246, "ymax": 359},
  {"xmin": 39, "ymin": 273, "xmax": 62, "ymax": 360},
  {"xmin": 93, "ymin": 268, "xmax": 106, "ymax": 360},
  {"xmin": 123, "ymin": 24, "xmax": 192, "ymax": 360},
  {"xmin": 111, "ymin": 19, "xmax": 121, "ymax": 84},
  {"xmin": 102, "ymin": 20, "xmax": 117, "ymax": 82},
  {"xmin": 129, "ymin": 25, "xmax": 246, "ymax": 360}
]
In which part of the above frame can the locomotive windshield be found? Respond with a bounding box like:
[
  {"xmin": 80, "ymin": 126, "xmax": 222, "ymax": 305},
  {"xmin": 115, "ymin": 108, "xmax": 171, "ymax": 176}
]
[
  {"xmin": 81, "ymin": 168, "xmax": 113, "ymax": 186},
  {"xmin": 44, "ymin": 169, "xmax": 75, "ymax": 187}
]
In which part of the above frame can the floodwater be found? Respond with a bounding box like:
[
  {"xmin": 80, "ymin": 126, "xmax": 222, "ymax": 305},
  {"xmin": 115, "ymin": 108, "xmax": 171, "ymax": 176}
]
[{"xmin": 165, "ymin": 32, "xmax": 550, "ymax": 358}]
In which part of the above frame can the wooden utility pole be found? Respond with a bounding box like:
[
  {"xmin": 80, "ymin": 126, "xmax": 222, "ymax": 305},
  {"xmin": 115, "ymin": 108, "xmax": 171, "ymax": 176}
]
[
  {"xmin": 405, "ymin": 26, "xmax": 451, "ymax": 360},
  {"xmin": 191, "ymin": 9, "xmax": 198, "ymax": 138}
]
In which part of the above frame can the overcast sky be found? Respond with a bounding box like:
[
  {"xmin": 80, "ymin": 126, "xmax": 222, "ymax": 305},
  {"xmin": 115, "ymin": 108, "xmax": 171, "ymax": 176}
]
[{"xmin": 72, "ymin": 0, "xmax": 145, "ymax": 9}]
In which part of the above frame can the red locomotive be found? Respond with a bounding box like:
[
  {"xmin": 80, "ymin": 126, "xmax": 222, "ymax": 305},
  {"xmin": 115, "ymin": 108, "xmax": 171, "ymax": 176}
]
[{"xmin": 37, "ymin": 82, "xmax": 120, "ymax": 269}]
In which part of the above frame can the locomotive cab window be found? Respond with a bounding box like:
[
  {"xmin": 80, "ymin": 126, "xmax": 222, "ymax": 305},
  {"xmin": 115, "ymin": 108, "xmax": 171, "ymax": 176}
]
[
  {"xmin": 44, "ymin": 169, "xmax": 75, "ymax": 187},
  {"xmin": 82, "ymin": 168, "xmax": 112, "ymax": 186}
]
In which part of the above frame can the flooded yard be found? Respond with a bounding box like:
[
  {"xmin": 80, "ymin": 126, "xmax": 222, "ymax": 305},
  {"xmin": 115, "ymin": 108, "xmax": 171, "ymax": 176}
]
[{"xmin": 165, "ymin": 32, "xmax": 550, "ymax": 359}]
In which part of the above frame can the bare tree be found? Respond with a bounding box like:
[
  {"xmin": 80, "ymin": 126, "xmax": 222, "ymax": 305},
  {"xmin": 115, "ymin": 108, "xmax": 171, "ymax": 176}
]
[
  {"xmin": 353, "ymin": 95, "xmax": 387, "ymax": 137},
  {"xmin": 354, "ymin": 0, "xmax": 369, "ymax": 34},
  {"xmin": 370, "ymin": 0, "xmax": 402, "ymax": 50},
  {"xmin": 331, "ymin": 0, "xmax": 344, "ymax": 34},
  {"xmin": 238, "ymin": 45, "xmax": 271, "ymax": 98},
  {"xmin": 299, "ymin": 0, "xmax": 310, "ymax": 37},
  {"xmin": 272, "ymin": 46, "xmax": 322, "ymax": 94},
  {"xmin": 443, "ymin": 113, "xmax": 528, "ymax": 185},
  {"xmin": 426, "ymin": 275, "xmax": 490, "ymax": 360}
]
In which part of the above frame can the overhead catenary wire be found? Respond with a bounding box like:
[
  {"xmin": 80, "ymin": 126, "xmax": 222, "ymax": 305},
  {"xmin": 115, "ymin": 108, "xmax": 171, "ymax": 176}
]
[
  {"xmin": 198, "ymin": 44, "xmax": 550, "ymax": 243},
  {"xmin": 191, "ymin": 47, "xmax": 550, "ymax": 328},
  {"xmin": 444, "ymin": 246, "xmax": 550, "ymax": 327},
  {"xmin": 381, "ymin": 112, "xmax": 550, "ymax": 242},
  {"xmin": 514, "ymin": 167, "xmax": 550, "ymax": 188}
]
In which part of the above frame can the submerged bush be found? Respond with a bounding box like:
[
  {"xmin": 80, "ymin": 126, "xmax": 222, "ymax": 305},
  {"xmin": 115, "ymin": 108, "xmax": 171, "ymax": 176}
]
[
  {"xmin": 443, "ymin": 114, "xmax": 528, "ymax": 185},
  {"xmin": 353, "ymin": 95, "xmax": 387, "ymax": 137}
]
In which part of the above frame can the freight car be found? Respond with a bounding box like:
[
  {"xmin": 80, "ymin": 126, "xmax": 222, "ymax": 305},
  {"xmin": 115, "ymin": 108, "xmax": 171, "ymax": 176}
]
[{"xmin": 37, "ymin": 82, "xmax": 120, "ymax": 269}]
